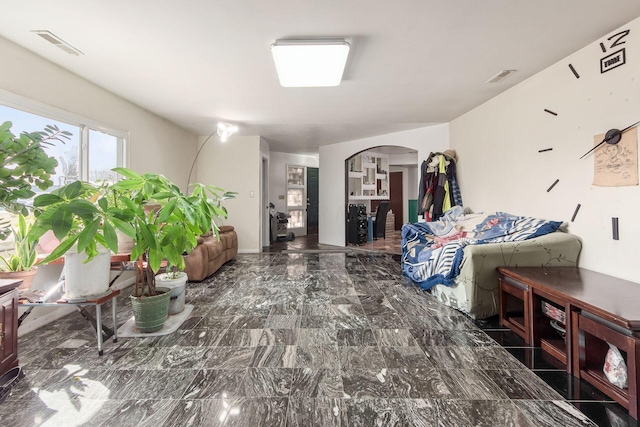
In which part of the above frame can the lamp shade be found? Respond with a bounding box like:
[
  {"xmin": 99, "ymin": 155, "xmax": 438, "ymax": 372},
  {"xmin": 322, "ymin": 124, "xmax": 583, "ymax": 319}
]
[
  {"xmin": 217, "ymin": 122, "xmax": 237, "ymax": 142},
  {"xmin": 271, "ymin": 39, "xmax": 350, "ymax": 87}
]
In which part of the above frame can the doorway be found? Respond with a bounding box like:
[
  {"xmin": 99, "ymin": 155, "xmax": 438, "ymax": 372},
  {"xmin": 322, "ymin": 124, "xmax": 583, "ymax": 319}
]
[
  {"xmin": 307, "ymin": 167, "xmax": 319, "ymax": 235},
  {"xmin": 390, "ymin": 172, "xmax": 403, "ymax": 231},
  {"xmin": 261, "ymin": 156, "xmax": 269, "ymax": 249}
]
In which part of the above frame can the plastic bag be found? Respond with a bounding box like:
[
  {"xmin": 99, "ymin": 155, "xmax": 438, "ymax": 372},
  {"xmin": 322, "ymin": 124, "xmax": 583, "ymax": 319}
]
[{"xmin": 603, "ymin": 343, "xmax": 628, "ymax": 389}]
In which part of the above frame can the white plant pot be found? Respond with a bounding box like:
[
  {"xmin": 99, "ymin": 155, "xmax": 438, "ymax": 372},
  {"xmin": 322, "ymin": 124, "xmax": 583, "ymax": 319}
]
[
  {"xmin": 155, "ymin": 272, "xmax": 188, "ymax": 314},
  {"xmin": 116, "ymin": 229, "xmax": 135, "ymax": 254},
  {"xmin": 63, "ymin": 246, "xmax": 111, "ymax": 299}
]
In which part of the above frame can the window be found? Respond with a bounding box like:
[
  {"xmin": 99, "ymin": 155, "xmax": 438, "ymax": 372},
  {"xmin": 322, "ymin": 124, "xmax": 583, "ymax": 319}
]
[
  {"xmin": 287, "ymin": 166, "xmax": 305, "ymax": 186},
  {"xmin": 286, "ymin": 165, "xmax": 306, "ymax": 229},
  {"xmin": 0, "ymin": 100, "xmax": 126, "ymax": 191}
]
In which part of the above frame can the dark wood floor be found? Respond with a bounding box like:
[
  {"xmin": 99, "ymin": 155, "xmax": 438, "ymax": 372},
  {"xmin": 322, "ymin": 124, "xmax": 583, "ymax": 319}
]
[{"xmin": 265, "ymin": 230, "xmax": 402, "ymax": 254}]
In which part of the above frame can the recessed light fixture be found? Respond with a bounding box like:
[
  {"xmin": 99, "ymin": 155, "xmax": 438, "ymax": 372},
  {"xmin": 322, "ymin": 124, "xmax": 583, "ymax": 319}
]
[
  {"xmin": 31, "ymin": 30, "xmax": 84, "ymax": 56},
  {"xmin": 485, "ymin": 69, "xmax": 517, "ymax": 83},
  {"xmin": 271, "ymin": 38, "xmax": 350, "ymax": 87}
]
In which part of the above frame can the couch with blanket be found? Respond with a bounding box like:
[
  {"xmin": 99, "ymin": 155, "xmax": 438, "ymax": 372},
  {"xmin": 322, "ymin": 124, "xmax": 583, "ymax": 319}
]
[
  {"xmin": 184, "ymin": 225, "xmax": 238, "ymax": 282},
  {"xmin": 401, "ymin": 207, "xmax": 582, "ymax": 319}
]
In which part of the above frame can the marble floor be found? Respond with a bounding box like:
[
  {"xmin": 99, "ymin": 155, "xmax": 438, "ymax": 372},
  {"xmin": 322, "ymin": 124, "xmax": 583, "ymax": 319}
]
[
  {"xmin": 1, "ymin": 251, "xmax": 637, "ymax": 426},
  {"xmin": 266, "ymin": 231, "xmax": 402, "ymax": 255}
]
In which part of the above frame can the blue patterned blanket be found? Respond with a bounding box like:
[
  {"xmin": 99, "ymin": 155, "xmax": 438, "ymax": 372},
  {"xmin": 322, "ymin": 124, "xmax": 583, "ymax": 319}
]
[{"xmin": 401, "ymin": 207, "xmax": 562, "ymax": 289}]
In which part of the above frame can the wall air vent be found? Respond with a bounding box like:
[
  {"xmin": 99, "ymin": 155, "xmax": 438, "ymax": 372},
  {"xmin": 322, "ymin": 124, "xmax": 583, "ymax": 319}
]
[
  {"xmin": 485, "ymin": 69, "xmax": 517, "ymax": 83},
  {"xmin": 31, "ymin": 30, "xmax": 84, "ymax": 56}
]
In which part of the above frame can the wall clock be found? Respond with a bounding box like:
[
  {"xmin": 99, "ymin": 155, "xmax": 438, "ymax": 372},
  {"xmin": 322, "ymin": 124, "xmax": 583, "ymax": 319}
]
[{"xmin": 539, "ymin": 28, "xmax": 634, "ymax": 239}]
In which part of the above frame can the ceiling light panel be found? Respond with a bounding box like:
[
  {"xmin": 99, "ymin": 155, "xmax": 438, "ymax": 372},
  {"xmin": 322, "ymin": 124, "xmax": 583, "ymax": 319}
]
[{"xmin": 271, "ymin": 39, "xmax": 350, "ymax": 87}]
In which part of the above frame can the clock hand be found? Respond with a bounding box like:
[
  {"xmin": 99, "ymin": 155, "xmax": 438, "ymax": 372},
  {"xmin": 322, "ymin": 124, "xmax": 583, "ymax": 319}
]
[
  {"xmin": 579, "ymin": 136, "xmax": 609, "ymax": 159},
  {"xmin": 579, "ymin": 120, "xmax": 640, "ymax": 159},
  {"xmin": 617, "ymin": 120, "xmax": 640, "ymax": 135}
]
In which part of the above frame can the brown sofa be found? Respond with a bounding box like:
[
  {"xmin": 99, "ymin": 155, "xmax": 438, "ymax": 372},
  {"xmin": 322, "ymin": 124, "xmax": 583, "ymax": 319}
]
[{"xmin": 183, "ymin": 225, "xmax": 238, "ymax": 282}]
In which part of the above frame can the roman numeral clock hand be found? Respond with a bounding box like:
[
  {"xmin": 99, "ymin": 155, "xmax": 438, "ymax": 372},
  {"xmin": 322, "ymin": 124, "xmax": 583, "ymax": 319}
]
[{"xmin": 580, "ymin": 120, "xmax": 640, "ymax": 159}]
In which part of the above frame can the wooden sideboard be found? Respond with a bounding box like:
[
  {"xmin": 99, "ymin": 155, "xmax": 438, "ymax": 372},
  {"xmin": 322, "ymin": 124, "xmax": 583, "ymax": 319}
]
[
  {"xmin": 0, "ymin": 279, "xmax": 21, "ymax": 379},
  {"xmin": 498, "ymin": 267, "xmax": 640, "ymax": 419}
]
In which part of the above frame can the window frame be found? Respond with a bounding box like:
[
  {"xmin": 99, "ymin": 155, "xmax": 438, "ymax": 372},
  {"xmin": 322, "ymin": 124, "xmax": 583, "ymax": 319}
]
[
  {"xmin": 285, "ymin": 164, "xmax": 307, "ymax": 231},
  {"xmin": 0, "ymin": 88, "xmax": 128, "ymax": 182}
]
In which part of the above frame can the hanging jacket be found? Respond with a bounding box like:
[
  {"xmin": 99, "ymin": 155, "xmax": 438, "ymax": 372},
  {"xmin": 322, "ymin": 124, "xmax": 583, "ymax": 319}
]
[{"xmin": 418, "ymin": 150, "xmax": 463, "ymax": 221}]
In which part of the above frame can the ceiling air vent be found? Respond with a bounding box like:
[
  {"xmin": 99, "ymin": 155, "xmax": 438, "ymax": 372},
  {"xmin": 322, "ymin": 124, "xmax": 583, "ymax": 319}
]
[
  {"xmin": 485, "ymin": 69, "xmax": 516, "ymax": 83},
  {"xmin": 31, "ymin": 30, "xmax": 84, "ymax": 56}
]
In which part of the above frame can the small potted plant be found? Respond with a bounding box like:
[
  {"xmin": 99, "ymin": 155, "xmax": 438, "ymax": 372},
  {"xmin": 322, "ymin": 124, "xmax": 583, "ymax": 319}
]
[{"xmin": 0, "ymin": 214, "xmax": 39, "ymax": 289}]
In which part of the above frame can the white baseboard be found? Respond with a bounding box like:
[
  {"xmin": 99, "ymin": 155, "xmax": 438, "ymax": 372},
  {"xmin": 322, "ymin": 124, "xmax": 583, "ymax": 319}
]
[{"xmin": 237, "ymin": 249, "xmax": 260, "ymax": 254}]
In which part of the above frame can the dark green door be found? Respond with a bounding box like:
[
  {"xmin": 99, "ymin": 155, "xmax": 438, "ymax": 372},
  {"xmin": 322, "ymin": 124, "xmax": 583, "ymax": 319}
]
[{"xmin": 307, "ymin": 167, "xmax": 319, "ymax": 234}]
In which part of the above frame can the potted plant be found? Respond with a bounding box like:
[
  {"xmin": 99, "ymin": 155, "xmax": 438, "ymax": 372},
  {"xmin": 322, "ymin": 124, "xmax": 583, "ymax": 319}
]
[
  {"xmin": 155, "ymin": 262, "xmax": 189, "ymax": 315},
  {"xmin": 109, "ymin": 167, "xmax": 234, "ymax": 331},
  {"xmin": 28, "ymin": 180, "xmax": 135, "ymax": 298},
  {"xmin": 27, "ymin": 165, "xmax": 234, "ymax": 331},
  {"xmin": 0, "ymin": 213, "xmax": 39, "ymax": 289},
  {"xmin": 0, "ymin": 120, "xmax": 70, "ymax": 289}
]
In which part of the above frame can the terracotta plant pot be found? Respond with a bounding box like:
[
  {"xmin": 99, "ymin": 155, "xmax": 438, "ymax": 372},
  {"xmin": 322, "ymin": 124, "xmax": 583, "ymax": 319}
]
[{"xmin": 0, "ymin": 268, "xmax": 38, "ymax": 290}]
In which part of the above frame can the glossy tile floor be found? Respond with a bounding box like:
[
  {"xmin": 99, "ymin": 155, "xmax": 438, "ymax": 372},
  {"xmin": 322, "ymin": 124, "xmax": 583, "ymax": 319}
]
[
  {"xmin": 1, "ymin": 250, "xmax": 637, "ymax": 426},
  {"xmin": 266, "ymin": 231, "xmax": 402, "ymax": 255}
]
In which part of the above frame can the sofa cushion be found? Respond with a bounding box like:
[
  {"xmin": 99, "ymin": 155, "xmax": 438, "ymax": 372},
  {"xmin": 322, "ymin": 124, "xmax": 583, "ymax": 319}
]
[
  {"xmin": 203, "ymin": 240, "xmax": 224, "ymax": 261},
  {"xmin": 219, "ymin": 225, "xmax": 234, "ymax": 233},
  {"xmin": 219, "ymin": 232, "xmax": 236, "ymax": 249}
]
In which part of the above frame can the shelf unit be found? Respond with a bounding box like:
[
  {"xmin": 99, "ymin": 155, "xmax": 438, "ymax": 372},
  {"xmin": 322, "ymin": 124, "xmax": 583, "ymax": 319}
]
[
  {"xmin": 497, "ymin": 266, "xmax": 640, "ymax": 419},
  {"xmin": 576, "ymin": 312, "xmax": 640, "ymax": 417},
  {"xmin": 532, "ymin": 288, "xmax": 572, "ymax": 369},
  {"xmin": 347, "ymin": 152, "xmax": 389, "ymax": 203},
  {"xmin": 498, "ymin": 277, "xmax": 530, "ymax": 344}
]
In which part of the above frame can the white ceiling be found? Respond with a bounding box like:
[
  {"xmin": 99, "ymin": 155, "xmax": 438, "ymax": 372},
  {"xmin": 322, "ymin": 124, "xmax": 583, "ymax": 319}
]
[{"xmin": 1, "ymin": 1, "xmax": 640, "ymax": 154}]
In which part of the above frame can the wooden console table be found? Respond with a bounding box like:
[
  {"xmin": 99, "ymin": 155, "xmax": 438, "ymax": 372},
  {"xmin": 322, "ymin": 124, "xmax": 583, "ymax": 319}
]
[
  {"xmin": 498, "ymin": 267, "xmax": 640, "ymax": 419},
  {"xmin": 0, "ymin": 279, "xmax": 21, "ymax": 379}
]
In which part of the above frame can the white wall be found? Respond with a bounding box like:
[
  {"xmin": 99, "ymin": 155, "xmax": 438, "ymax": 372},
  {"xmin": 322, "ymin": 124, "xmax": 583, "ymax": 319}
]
[
  {"xmin": 319, "ymin": 125, "xmax": 450, "ymax": 246},
  {"xmin": 0, "ymin": 37, "xmax": 196, "ymax": 189},
  {"xmin": 451, "ymin": 17, "xmax": 640, "ymax": 282},
  {"xmin": 269, "ymin": 152, "xmax": 320, "ymax": 214},
  {"xmin": 196, "ymin": 135, "xmax": 262, "ymax": 253}
]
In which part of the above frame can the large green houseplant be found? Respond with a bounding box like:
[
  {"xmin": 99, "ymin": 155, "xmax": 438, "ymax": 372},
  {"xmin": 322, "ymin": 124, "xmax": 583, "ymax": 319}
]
[
  {"xmin": 0, "ymin": 120, "xmax": 70, "ymax": 288},
  {"xmin": 109, "ymin": 167, "xmax": 235, "ymax": 331},
  {"xmin": 0, "ymin": 121, "xmax": 70, "ymax": 238},
  {"xmin": 109, "ymin": 168, "xmax": 234, "ymax": 293},
  {"xmin": 30, "ymin": 166, "xmax": 234, "ymax": 331},
  {"xmin": 29, "ymin": 180, "xmax": 135, "ymax": 298}
]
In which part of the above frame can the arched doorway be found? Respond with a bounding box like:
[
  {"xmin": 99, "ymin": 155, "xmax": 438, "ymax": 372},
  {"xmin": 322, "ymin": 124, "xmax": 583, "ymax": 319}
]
[{"xmin": 344, "ymin": 146, "xmax": 418, "ymax": 247}]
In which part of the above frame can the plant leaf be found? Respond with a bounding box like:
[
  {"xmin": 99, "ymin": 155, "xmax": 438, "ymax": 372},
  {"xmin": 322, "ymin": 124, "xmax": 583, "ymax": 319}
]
[
  {"xmin": 102, "ymin": 220, "xmax": 118, "ymax": 254},
  {"xmin": 51, "ymin": 206, "xmax": 73, "ymax": 240},
  {"xmin": 77, "ymin": 219, "xmax": 100, "ymax": 253}
]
